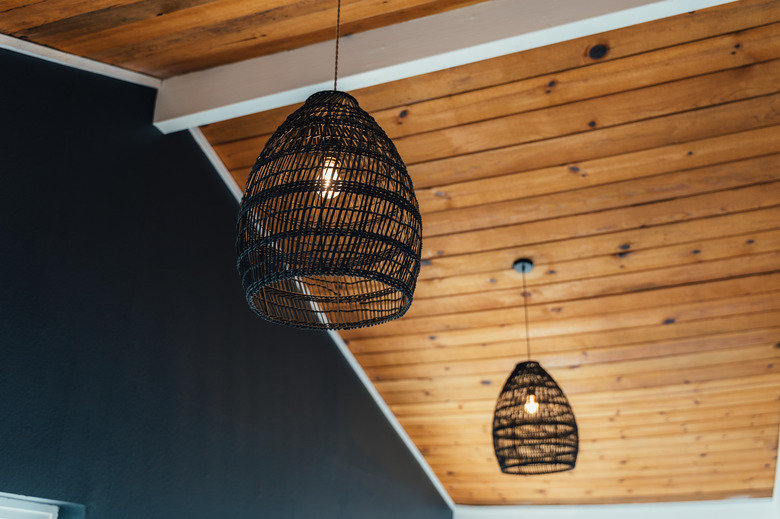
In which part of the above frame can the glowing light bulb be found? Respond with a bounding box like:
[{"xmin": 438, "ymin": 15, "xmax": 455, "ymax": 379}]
[
  {"xmin": 524, "ymin": 394, "xmax": 539, "ymax": 414},
  {"xmin": 320, "ymin": 157, "xmax": 340, "ymax": 199}
]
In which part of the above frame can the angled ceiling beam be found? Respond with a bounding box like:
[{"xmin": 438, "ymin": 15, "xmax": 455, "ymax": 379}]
[{"xmin": 153, "ymin": 0, "xmax": 737, "ymax": 134}]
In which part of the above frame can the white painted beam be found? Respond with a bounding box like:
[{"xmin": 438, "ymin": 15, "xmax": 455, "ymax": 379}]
[
  {"xmin": 0, "ymin": 34, "xmax": 160, "ymax": 89},
  {"xmin": 154, "ymin": 0, "xmax": 736, "ymax": 133}
]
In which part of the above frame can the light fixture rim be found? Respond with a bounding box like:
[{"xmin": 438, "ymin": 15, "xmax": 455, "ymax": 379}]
[{"xmin": 512, "ymin": 258, "xmax": 534, "ymax": 274}]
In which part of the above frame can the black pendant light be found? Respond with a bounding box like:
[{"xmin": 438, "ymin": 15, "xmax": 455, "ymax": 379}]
[
  {"xmin": 492, "ymin": 259, "xmax": 579, "ymax": 474},
  {"xmin": 236, "ymin": 0, "xmax": 422, "ymax": 330}
]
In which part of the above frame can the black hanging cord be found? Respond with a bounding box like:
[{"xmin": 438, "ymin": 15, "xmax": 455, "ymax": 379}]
[
  {"xmin": 522, "ymin": 269, "xmax": 531, "ymax": 361},
  {"xmin": 334, "ymin": 0, "xmax": 341, "ymax": 91}
]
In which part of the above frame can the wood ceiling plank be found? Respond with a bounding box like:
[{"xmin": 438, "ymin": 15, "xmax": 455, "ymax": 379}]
[
  {"xmin": 377, "ymin": 358, "xmax": 779, "ymax": 404},
  {"xmin": 219, "ymin": 137, "xmax": 268, "ymax": 175},
  {"xmin": 423, "ymin": 424, "xmax": 778, "ymax": 452},
  {"xmin": 400, "ymin": 393, "xmax": 780, "ymax": 428},
  {"xmin": 373, "ymin": 22, "xmax": 780, "ymax": 140},
  {"xmin": 45, "ymin": 0, "xmax": 330, "ymax": 53},
  {"xmin": 392, "ymin": 372, "xmax": 780, "ymax": 416},
  {"xmin": 224, "ymin": 90, "xmax": 780, "ymax": 183},
  {"xmin": 415, "ymin": 421, "xmax": 780, "ymax": 448},
  {"xmin": 419, "ymin": 182, "xmax": 780, "ymax": 261},
  {"xmin": 435, "ymin": 468, "xmax": 777, "ymax": 488},
  {"xmin": 200, "ymin": 0, "xmax": 780, "ymax": 145},
  {"xmin": 394, "ymin": 59, "xmax": 780, "ymax": 164},
  {"xmin": 443, "ymin": 467, "xmax": 777, "ymax": 486},
  {"xmin": 209, "ymin": 18, "xmax": 780, "ymax": 159},
  {"xmin": 420, "ymin": 420, "xmax": 780, "ymax": 451},
  {"xmin": 415, "ymin": 267, "xmax": 780, "ymax": 337},
  {"xmin": 404, "ymin": 404, "xmax": 780, "ymax": 439},
  {"xmin": 435, "ymin": 459, "xmax": 776, "ymax": 479},
  {"xmin": 446, "ymin": 460, "xmax": 772, "ymax": 480},
  {"xmin": 357, "ymin": 311, "xmax": 780, "ymax": 368},
  {"xmin": 406, "ymin": 426, "xmax": 775, "ymax": 460},
  {"xmin": 351, "ymin": 259, "xmax": 780, "ymax": 339},
  {"xmin": 407, "ymin": 235, "xmax": 780, "ymax": 318},
  {"xmin": 417, "ymin": 124, "xmax": 780, "ymax": 215},
  {"xmin": 445, "ymin": 475, "xmax": 775, "ymax": 495},
  {"xmin": 219, "ymin": 71, "xmax": 780, "ymax": 176},
  {"xmin": 373, "ymin": 342, "xmax": 780, "ymax": 394},
  {"xmin": 417, "ymin": 205, "xmax": 780, "ymax": 280},
  {"xmin": 423, "ymin": 434, "xmax": 777, "ymax": 460},
  {"xmin": 365, "ymin": 327, "xmax": 780, "ymax": 381},
  {"xmin": 408, "ymin": 92, "xmax": 780, "ymax": 189},
  {"xmin": 403, "ymin": 394, "xmax": 780, "ymax": 427},
  {"xmin": 14, "ymin": 0, "xmax": 222, "ymax": 43},
  {"xmin": 346, "ymin": 301, "xmax": 780, "ymax": 354},
  {"xmin": 83, "ymin": 0, "xmax": 489, "ymax": 77},
  {"xmin": 546, "ymin": 371, "xmax": 780, "ymax": 406},
  {"xmin": 0, "ymin": 0, "xmax": 134, "ymax": 33},
  {"xmin": 414, "ymin": 228, "xmax": 780, "ymax": 303},
  {"xmin": 441, "ymin": 471, "xmax": 778, "ymax": 487},
  {"xmin": 421, "ymin": 153, "xmax": 780, "ymax": 238}
]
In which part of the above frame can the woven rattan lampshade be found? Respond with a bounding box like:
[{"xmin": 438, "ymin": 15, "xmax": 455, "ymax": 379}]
[
  {"xmin": 236, "ymin": 90, "xmax": 422, "ymax": 330},
  {"xmin": 493, "ymin": 361, "xmax": 579, "ymax": 474}
]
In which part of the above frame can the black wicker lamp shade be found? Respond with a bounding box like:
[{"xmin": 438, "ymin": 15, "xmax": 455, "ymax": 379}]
[
  {"xmin": 493, "ymin": 361, "xmax": 579, "ymax": 474},
  {"xmin": 236, "ymin": 90, "xmax": 422, "ymax": 330}
]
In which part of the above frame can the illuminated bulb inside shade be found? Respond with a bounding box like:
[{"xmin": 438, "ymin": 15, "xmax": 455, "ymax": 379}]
[
  {"xmin": 320, "ymin": 157, "xmax": 340, "ymax": 199},
  {"xmin": 524, "ymin": 394, "xmax": 539, "ymax": 414}
]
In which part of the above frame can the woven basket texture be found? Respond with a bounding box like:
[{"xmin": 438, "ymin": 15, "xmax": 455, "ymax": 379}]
[
  {"xmin": 237, "ymin": 90, "xmax": 422, "ymax": 330},
  {"xmin": 493, "ymin": 361, "xmax": 579, "ymax": 474}
]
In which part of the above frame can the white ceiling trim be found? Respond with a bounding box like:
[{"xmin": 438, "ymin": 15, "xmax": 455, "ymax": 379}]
[
  {"xmin": 325, "ymin": 329, "xmax": 458, "ymax": 511},
  {"xmin": 189, "ymin": 128, "xmax": 244, "ymax": 200},
  {"xmin": 153, "ymin": 0, "xmax": 736, "ymax": 134},
  {"xmin": 0, "ymin": 33, "xmax": 160, "ymax": 89},
  {"xmin": 454, "ymin": 498, "xmax": 777, "ymax": 519}
]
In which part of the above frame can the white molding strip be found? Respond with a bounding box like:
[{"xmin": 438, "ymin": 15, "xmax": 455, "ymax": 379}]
[
  {"xmin": 0, "ymin": 34, "xmax": 160, "ymax": 89},
  {"xmin": 454, "ymin": 498, "xmax": 777, "ymax": 519},
  {"xmin": 153, "ymin": 0, "xmax": 736, "ymax": 133},
  {"xmin": 189, "ymin": 128, "xmax": 244, "ymax": 200},
  {"xmin": 187, "ymin": 131, "xmax": 456, "ymax": 510},
  {"xmin": 0, "ymin": 495, "xmax": 58, "ymax": 519},
  {"xmin": 327, "ymin": 330, "xmax": 458, "ymax": 511}
]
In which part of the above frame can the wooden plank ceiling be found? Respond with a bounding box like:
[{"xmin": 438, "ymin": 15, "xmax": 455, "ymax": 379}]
[
  {"xmin": 201, "ymin": 0, "xmax": 780, "ymax": 506},
  {"xmin": 4, "ymin": 0, "xmax": 779, "ymax": 508},
  {"xmin": 0, "ymin": 0, "xmax": 492, "ymax": 77}
]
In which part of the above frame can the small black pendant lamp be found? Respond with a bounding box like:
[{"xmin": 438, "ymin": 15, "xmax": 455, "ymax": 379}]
[
  {"xmin": 492, "ymin": 259, "xmax": 579, "ymax": 474},
  {"xmin": 236, "ymin": 0, "xmax": 422, "ymax": 330}
]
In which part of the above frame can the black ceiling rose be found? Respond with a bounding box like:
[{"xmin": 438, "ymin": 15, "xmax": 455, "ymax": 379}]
[{"xmin": 236, "ymin": 90, "xmax": 422, "ymax": 330}]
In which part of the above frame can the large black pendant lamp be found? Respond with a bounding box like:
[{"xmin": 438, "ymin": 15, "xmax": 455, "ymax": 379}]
[
  {"xmin": 492, "ymin": 259, "xmax": 579, "ymax": 474},
  {"xmin": 236, "ymin": 0, "xmax": 422, "ymax": 330}
]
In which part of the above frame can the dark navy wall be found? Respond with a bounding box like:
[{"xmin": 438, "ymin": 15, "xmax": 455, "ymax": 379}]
[{"xmin": 0, "ymin": 49, "xmax": 451, "ymax": 519}]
